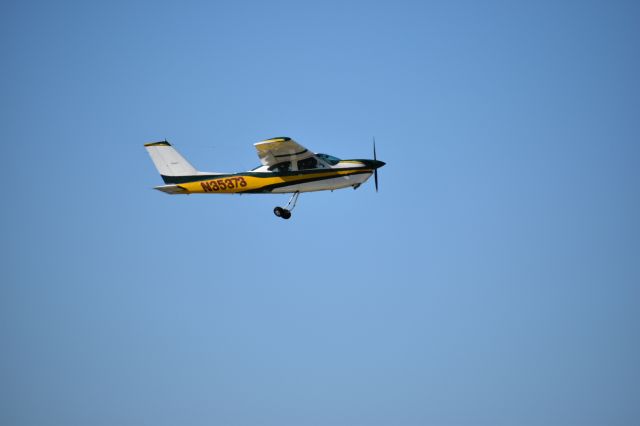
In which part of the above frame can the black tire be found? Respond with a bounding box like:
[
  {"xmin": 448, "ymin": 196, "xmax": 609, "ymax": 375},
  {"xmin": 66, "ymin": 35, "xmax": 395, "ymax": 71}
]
[
  {"xmin": 274, "ymin": 207, "xmax": 283, "ymax": 217},
  {"xmin": 281, "ymin": 209, "xmax": 292, "ymax": 219}
]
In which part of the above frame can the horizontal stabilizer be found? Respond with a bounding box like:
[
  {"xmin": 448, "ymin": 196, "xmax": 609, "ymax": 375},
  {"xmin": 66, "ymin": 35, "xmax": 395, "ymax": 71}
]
[{"xmin": 154, "ymin": 184, "xmax": 188, "ymax": 194}]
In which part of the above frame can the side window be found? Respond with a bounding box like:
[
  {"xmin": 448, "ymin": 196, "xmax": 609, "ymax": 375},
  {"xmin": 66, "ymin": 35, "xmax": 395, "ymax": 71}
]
[
  {"xmin": 297, "ymin": 157, "xmax": 318, "ymax": 170},
  {"xmin": 268, "ymin": 162, "xmax": 291, "ymax": 173}
]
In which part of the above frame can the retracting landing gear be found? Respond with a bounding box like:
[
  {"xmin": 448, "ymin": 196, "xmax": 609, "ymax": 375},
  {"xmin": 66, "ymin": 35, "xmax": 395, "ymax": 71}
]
[{"xmin": 273, "ymin": 192, "xmax": 300, "ymax": 220}]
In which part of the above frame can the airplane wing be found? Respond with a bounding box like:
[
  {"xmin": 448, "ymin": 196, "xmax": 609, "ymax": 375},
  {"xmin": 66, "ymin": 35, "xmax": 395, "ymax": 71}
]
[{"xmin": 253, "ymin": 137, "xmax": 317, "ymax": 167}]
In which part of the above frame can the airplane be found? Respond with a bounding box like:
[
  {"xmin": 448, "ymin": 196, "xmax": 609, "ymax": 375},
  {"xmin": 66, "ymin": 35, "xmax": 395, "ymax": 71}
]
[{"xmin": 144, "ymin": 136, "xmax": 385, "ymax": 219}]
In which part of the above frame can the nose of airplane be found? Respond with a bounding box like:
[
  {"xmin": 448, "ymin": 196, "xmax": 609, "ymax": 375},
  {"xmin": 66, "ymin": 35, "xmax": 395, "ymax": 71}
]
[
  {"xmin": 360, "ymin": 159, "xmax": 386, "ymax": 169},
  {"xmin": 372, "ymin": 159, "xmax": 386, "ymax": 169}
]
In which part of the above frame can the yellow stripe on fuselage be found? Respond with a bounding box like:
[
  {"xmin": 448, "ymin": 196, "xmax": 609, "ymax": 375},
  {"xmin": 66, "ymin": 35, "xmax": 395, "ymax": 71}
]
[{"xmin": 178, "ymin": 169, "xmax": 369, "ymax": 194}]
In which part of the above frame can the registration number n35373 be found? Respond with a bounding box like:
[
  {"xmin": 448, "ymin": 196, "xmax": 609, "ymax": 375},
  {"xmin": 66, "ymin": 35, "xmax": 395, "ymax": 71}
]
[{"xmin": 200, "ymin": 177, "xmax": 247, "ymax": 192}]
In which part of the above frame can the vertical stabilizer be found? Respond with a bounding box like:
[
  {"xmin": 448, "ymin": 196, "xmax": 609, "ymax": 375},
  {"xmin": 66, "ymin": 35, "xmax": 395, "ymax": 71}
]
[{"xmin": 144, "ymin": 141, "xmax": 198, "ymax": 176}]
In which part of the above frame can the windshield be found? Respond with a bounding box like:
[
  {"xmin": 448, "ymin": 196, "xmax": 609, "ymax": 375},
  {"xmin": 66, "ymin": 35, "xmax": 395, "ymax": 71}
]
[{"xmin": 317, "ymin": 153, "xmax": 341, "ymax": 166}]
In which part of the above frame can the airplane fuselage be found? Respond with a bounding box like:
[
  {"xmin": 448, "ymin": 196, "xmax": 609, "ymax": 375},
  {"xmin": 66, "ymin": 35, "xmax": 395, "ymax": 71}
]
[{"xmin": 158, "ymin": 162, "xmax": 379, "ymax": 194}]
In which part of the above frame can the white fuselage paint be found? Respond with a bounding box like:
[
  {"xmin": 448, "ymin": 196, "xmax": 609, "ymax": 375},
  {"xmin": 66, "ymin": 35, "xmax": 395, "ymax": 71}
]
[{"xmin": 271, "ymin": 172, "xmax": 372, "ymax": 194}]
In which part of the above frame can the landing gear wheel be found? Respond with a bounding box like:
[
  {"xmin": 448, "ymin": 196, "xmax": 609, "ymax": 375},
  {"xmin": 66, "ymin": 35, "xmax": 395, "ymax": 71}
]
[
  {"xmin": 274, "ymin": 192, "xmax": 299, "ymax": 220},
  {"xmin": 274, "ymin": 207, "xmax": 291, "ymax": 219}
]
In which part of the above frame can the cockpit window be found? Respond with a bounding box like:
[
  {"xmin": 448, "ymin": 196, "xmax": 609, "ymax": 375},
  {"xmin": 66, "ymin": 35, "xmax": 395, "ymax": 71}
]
[
  {"xmin": 317, "ymin": 153, "xmax": 341, "ymax": 166},
  {"xmin": 297, "ymin": 157, "xmax": 318, "ymax": 170},
  {"xmin": 268, "ymin": 161, "xmax": 291, "ymax": 173}
]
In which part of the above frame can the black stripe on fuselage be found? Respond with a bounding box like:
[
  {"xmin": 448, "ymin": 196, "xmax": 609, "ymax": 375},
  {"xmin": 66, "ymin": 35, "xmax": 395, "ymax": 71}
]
[{"xmin": 161, "ymin": 168, "xmax": 365, "ymax": 184}]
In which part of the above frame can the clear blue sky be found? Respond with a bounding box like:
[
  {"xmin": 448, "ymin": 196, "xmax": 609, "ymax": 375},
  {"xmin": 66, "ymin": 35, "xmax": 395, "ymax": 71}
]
[{"xmin": 2, "ymin": 1, "xmax": 639, "ymax": 425}]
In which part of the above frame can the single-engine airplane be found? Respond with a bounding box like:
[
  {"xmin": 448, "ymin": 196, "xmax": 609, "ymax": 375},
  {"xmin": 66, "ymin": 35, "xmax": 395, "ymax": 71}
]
[{"xmin": 144, "ymin": 136, "xmax": 385, "ymax": 219}]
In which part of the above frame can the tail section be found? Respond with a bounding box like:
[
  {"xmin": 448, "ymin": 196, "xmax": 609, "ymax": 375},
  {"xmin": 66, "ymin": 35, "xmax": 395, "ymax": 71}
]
[{"xmin": 144, "ymin": 141, "xmax": 198, "ymax": 177}]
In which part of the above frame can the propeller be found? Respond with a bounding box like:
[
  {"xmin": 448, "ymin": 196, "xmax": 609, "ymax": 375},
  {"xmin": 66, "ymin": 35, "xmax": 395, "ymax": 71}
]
[{"xmin": 373, "ymin": 137, "xmax": 379, "ymax": 192}]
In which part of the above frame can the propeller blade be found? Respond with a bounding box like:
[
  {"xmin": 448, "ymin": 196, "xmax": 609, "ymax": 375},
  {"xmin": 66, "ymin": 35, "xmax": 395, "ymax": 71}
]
[
  {"xmin": 373, "ymin": 137, "xmax": 377, "ymax": 160},
  {"xmin": 373, "ymin": 137, "xmax": 379, "ymax": 192},
  {"xmin": 374, "ymin": 168, "xmax": 379, "ymax": 192}
]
